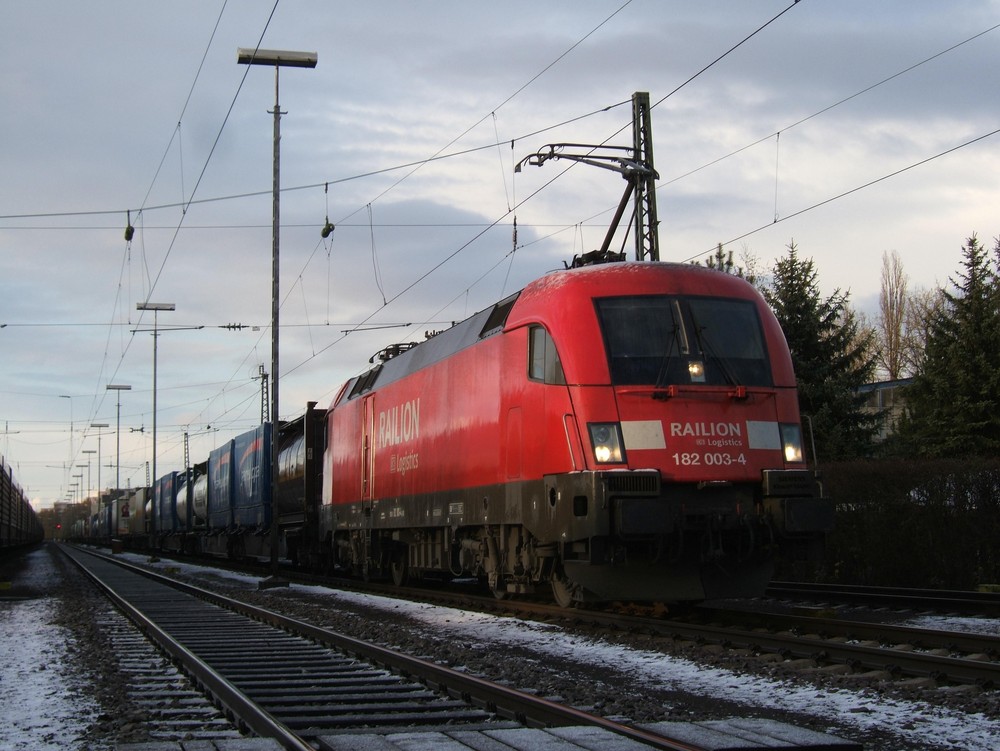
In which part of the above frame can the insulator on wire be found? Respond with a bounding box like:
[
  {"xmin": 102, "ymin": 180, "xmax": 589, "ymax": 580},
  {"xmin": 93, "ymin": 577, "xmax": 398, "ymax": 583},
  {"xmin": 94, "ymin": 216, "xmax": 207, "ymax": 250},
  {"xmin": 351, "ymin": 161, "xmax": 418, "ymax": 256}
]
[{"xmin": 321, "ymin": 182, "xmax": 334, "ymax": 238}]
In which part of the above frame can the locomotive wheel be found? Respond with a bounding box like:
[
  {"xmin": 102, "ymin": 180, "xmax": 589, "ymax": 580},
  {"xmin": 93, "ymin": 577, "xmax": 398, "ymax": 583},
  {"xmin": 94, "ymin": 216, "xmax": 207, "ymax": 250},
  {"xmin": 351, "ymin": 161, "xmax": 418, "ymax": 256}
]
[
  {"xmin": 550, "ymin": 569, "xmax": 577, "ymax": 608},
  {"xmin": 390, "ymin": 549, "xmax": 408, "ymax": 587},
  {"xmin": 487, "ymin": 571, "xmax": 507, "ymax": 600},
  {"xmin": 360, "ymin": 558, "xmax": 376, "ymax": 582}
]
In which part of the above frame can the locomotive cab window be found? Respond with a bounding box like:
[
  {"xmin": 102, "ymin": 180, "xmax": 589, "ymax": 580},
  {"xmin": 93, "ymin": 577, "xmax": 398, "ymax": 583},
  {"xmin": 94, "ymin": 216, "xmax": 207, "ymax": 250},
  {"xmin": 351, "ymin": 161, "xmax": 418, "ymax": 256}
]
[
  {"xmin": 595, "ymin": 295, "xmax": 772, "ymax": 387},
  {"xmin": 528, "ymin": 325, "xmax": 566, "ymax": 384}
]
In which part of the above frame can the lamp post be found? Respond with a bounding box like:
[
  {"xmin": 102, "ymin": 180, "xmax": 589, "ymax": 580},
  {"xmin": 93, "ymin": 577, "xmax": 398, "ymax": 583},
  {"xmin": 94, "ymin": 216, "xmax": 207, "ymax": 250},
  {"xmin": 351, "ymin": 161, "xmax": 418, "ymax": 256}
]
[
  {"xmin": 136, "ymin": 302, "xmax": 174, "ymax": 539},
  {"xmin": 237, "ymin": 47, "xmax": 317, "ymax": 577},
  {"xmin": 75, "ymin": 465, "xmax": 88, "ymax": 505},
  {"xmin": 68, "ymin": 484, "xmax": 79, "ymax": 530},
  {"xmin": 59, "ymin": 394, "xmax": 73, "ymax": 491},
  {"xmin": 90, "ymin": 423, "xmax": 109, "ymax": 502},
  {"xmin": 82, "ymin": 449, "xmax": 96, "ymax": 511},
  {"xmin": 106, "ymin": 384, "xmax": 131, "ymax": 494}
]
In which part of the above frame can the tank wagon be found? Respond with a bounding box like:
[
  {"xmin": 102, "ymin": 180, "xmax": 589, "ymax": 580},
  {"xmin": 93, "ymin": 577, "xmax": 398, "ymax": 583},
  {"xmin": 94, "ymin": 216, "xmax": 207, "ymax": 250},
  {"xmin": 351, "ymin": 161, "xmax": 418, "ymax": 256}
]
[
  {"xmin": 131, "ymin": 261, "xmax": 830, "ymax": 605},
  {"xmin": 321, "ymin": 261, "xmax": 831, "ymax": 605}
]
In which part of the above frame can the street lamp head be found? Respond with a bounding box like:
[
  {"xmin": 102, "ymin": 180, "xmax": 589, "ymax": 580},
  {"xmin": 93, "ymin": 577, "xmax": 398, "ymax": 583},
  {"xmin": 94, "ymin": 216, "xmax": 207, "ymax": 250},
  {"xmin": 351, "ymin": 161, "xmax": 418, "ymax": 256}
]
[
  {"xmin": 137, "ymin": 302, "xmax": 175, "ymax": 312},
  {"xmin": 90, "ymin": 423, "xmax": 109, "ymax": 429},
  {"xmin": 107, "ymin": 384, "xmax": 132, "ymax": 391},
  {"xmin": 237, "ymin": 48, "xmax": 317, "ymax": 68}
]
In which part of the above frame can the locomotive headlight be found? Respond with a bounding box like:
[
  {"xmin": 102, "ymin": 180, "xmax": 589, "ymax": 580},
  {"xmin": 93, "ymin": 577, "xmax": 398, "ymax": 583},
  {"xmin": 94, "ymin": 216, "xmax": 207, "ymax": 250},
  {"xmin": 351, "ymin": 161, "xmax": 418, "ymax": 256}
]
[
  {"xmin": 779, "ymin": 423, "xmax": 804, "ymax": 463},
  {"xmin": 687, "ymin": 359, "xmax": 706, "ymax": 383},
  {"xmin": 589, "ymin": 423, "xmax": 625, "ymax": 464}
]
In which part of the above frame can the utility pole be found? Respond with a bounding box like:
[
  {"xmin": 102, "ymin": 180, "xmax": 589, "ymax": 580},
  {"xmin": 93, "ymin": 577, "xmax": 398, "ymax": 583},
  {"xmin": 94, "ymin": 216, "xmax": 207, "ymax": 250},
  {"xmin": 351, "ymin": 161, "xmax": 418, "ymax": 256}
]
[
  {"xmin": 515, "ymin": 91, "xmax": 660, "ymax": 264},
  {"xmin": 253, "ymin": 364, "xmax": 270, "ymax": 425},
  {"xmin": 238, "ymin": 47, "xmax": 317, "ymax": 581},
  {"xmin": 631, "ymin": 91, "xmax": 659, "ymax": 261}
]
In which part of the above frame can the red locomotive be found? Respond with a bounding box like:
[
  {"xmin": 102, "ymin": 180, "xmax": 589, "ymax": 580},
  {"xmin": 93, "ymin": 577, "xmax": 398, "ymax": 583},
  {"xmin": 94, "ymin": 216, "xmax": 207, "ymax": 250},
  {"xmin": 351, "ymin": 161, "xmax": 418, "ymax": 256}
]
[{"xmin": 321, "ymin": 261, "xmax": 830, "ymax": 605}]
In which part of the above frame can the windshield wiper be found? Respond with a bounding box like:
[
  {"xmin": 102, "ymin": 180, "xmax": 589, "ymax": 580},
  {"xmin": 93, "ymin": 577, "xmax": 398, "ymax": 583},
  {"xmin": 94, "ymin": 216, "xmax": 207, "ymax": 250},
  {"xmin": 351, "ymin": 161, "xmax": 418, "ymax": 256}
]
[{"xmin": 690, "ymin": 312, "xmax": 741, "ymax": 388}]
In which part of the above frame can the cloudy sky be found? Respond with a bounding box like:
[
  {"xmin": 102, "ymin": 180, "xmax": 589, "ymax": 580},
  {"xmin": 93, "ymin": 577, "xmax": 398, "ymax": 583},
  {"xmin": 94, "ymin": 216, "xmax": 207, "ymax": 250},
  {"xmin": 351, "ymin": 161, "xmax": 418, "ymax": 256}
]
[{"xmin": 2, "ymin": 1, "xmax": 999, "ymax": 508}]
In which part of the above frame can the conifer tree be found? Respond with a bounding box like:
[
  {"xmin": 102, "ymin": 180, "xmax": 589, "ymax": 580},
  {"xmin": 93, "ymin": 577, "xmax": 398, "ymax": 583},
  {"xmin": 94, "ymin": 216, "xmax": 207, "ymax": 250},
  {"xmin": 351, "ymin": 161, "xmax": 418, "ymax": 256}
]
[
  {"xmin": 763, "ymin": 241, "xmax": 880, "ymax": 460},
  {"xmin": 701, "ymin": 243, "xmax": 760, "ymax": 286},
  {"xmin": 898, "ymin": 235, "xmax": 1000, "ymax": 456}
]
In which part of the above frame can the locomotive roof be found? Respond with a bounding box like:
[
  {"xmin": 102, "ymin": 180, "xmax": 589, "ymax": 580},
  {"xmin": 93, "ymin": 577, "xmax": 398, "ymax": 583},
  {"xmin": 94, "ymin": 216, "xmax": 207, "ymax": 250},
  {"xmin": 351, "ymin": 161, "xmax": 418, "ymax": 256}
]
[
  {"xmin": 339, "ymin": 261, "xmax": 764, "ymax": 402},
  {"xmin": 342, "ymin": 290, "xmax": 519, "ymax": 400}
]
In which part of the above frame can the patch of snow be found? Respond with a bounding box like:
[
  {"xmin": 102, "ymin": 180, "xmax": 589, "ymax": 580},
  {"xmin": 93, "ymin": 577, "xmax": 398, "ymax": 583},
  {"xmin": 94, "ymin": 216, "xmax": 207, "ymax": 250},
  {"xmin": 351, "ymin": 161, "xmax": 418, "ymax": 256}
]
[
  {"xmin": 0, "ymin": 598, "xmax": 97, "ymax": 750},
  {"xmin": 900, "ymin": 614, "xmax": 1000, "ymax": 637}
]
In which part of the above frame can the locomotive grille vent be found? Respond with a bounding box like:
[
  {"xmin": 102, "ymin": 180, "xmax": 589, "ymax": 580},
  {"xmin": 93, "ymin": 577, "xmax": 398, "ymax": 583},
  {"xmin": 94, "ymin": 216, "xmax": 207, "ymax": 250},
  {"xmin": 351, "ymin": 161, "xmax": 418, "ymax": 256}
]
[
  {"xmin": 479, "ymin": 292, "xmax": 520, "ymax": 339},
  {"xmin": 603, "ymin": 473, "xmax": 660, "ymax": 495},
  {"xmin": 348, "ymin": 365, "xmax": 382, "ymax": 399}
]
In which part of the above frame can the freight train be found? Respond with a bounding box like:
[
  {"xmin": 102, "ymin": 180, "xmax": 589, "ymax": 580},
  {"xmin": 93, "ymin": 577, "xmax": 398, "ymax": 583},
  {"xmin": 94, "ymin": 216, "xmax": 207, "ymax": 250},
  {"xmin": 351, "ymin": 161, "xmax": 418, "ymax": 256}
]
[
  {"xmin": 1, "ymin": 454, "xmax": 43, "ymax": 551},
  {"xmin": 97, "ymin": 261, "xmax": 832, "ymax": 605}
]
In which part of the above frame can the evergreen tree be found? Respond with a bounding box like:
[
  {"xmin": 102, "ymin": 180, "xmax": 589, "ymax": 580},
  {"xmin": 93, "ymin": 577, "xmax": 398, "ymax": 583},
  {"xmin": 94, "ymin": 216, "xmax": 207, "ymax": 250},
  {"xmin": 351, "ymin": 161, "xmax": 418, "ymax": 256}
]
[
  {"xmin": 701, "ymin": 243, "xmax": 760, "ymax": 286},
  {"xmin": 897, "ymin": 235, "xmax": 1000, "ymax": 457},
  {"xmin": 764, "ymin": 241, "xmax": 881, "ymax": 460}
]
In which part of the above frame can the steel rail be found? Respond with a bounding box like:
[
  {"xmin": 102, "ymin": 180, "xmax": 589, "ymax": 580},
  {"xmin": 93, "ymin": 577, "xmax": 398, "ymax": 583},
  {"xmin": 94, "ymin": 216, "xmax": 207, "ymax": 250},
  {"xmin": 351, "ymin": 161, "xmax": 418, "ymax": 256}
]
[
  {"xmin": 767, "ymin": 580, "xmax": 1000, "ymax": 614},
  {"xmin": 61, "ymin": 546, "xmax": 316, "ymax": 751},
  {"xmin": 694, "ymin": 603, "xmax": 1000, "ymax": 657},
  {"xmin": 64, "ymin": 546, "xmax": 714, "ymax": 751}
]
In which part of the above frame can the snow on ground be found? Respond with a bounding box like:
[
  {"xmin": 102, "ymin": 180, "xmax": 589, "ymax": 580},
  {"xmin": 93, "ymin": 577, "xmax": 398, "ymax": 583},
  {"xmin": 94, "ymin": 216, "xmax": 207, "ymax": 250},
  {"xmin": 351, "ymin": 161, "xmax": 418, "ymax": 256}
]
[
  {"xmin": 321, "ymin": 589, "xmax": 1000, "ymax": 751},
  {"xmin": 900, "ymin": 613, "xmax": 1000, "ymax": 638},
  {"xmin": 0, "ymin": 597, "xmax": 97, "ymax": 750},
  {"xmin": 129, "ymin": 553, "xmax": 1000, "ymax": 751}
]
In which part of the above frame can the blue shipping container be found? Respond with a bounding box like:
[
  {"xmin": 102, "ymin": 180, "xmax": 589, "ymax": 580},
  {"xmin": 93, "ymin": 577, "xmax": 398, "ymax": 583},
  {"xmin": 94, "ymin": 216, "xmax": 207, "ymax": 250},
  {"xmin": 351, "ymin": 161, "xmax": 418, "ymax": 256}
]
[
  {"xmin": 156, "ymin": 472, "xmax": 179, "ymax": 533},
  {"xmin": 233, "ymin": 424, "xmax": 271, "ymax": 527},
  {"xmin": 208, "ymin": 440, "xmax": 235, "ymax": 530}
]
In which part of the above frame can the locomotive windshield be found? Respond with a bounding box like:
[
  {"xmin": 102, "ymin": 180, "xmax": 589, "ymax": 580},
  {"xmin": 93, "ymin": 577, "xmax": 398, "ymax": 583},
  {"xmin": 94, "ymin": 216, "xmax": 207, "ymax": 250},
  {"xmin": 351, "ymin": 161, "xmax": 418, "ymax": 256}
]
[{"xmin": 595, "ymin": 295, "xmax": 772, "ymax": 387}]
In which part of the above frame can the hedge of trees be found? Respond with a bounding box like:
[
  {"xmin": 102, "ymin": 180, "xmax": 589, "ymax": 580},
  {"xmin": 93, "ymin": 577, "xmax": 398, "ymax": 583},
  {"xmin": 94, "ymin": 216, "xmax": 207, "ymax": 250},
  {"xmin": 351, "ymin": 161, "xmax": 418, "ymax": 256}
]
[
  {"xmin": 711, "ymin": 234, "xmax": 1000, "ymax": 589},
  {"xmin": 783, "ymin": 458, "xmax": 1000, "ymax": 589}
]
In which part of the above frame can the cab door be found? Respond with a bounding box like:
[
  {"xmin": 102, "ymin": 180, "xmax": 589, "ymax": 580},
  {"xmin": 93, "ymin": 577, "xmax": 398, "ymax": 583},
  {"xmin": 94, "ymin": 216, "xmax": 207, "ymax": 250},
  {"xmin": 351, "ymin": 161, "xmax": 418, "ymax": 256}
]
[
  {"xmin": 526, "ymin": 325, "xmax": 583, "ymax": 475},
  {"xmin": 361, "ymin": 393, "xmax": 376, "ymax": 508}
]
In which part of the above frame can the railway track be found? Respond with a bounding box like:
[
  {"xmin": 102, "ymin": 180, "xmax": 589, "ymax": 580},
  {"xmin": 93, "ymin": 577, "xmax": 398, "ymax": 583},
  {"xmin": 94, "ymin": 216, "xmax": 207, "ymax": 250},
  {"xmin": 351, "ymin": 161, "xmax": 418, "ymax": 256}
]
[
  {"xmin": 273, "ymin": 567, "xmax": 1000, "ymax": 691},
  {"xmin": 474, "ymin": 594, "xmax": 1000, "ymax": 690},
  {"xmin": 664, "ymin": 606, "xmax": 1000, "ymax": 688},
  {"xmin": 767, "ymin": 580, "xmax": 1000, "ymax": 615},
  {"xmin": 59, "ymin": 545, "xmax": 859, "ymax": 751},
  {"xmin": 96, "ymin": 544, "xmax": 1000, "ymax": 691},
  {"xmin": 295, "ymin": 572, "xmax": 1000, "ymax": 690}
]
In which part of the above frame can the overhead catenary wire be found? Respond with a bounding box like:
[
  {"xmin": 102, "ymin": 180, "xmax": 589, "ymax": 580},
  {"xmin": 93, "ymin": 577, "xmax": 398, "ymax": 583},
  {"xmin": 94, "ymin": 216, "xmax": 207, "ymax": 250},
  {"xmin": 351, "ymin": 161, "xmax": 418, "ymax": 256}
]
[
  {"xmin": 4, "ymin": 15, "xmax": 997, "ymax": 232},
  {"xmin": 74, "ymin": 0, "xmax": 996, "ymax": 418},
  {"xmin": 43, "ymin": 0, "xmax": 283, "ymax": 488},
  {"xmin": 680, "ymin": 125, "xmax": 1000, "ymax": 264},
  {"xmin": 11, "ymin": 3, "xmax": 998, "ymax": 499},
  {"xmin": 659, "ymin": 20, "xmax": 1000, "ymax": 190},
  {"xmin": 286, "ymin": 10, "xmax": 1000, "ymax": 392}
]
